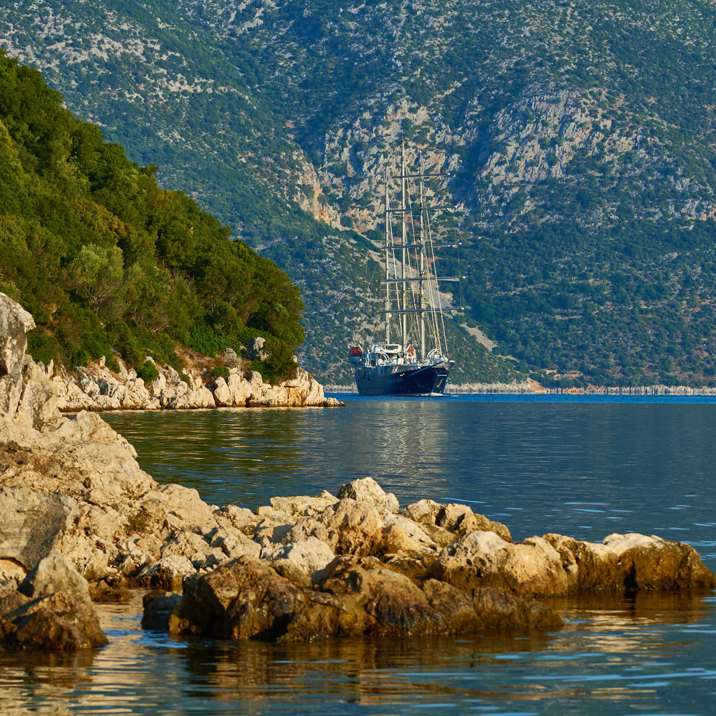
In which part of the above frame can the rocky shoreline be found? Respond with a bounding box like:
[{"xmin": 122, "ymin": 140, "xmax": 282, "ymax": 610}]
[
  {"xmin": 52, "ymin": 349, "xmax": 341, "ymax": 412},
  {"xmin": 1, "ymin": 293, "xmax": 714, "ymax": 650}
]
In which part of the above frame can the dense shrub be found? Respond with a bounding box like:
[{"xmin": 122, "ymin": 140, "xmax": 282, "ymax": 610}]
[
  {"xmin": 136, "ymin": 360, "xmax": 159, "ymax": 385},
  {"xmin": 0, "ymin": 51, "xmax": 304, "ymax": 378}
]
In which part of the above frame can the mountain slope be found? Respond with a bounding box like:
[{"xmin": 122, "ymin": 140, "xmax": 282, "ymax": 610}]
[
  {"xmin": 0, "ymin": 50, "xmax": 303, "ymax": 381},
  {"xmin": 2, "ymin": 0, "xmax": 713, "ymax": 386}
]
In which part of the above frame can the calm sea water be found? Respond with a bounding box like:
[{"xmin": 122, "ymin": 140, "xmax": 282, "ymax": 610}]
[{"xmin": 2, "ymin": 395, "xmax": 714, "ymax": 714}]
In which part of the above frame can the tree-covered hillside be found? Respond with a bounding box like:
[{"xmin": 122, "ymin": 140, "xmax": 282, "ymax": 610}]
[
  {"xmin": 2, "ymin": 0, "xmax": 714, "ymax": 386},
  {"xmin": 0, "ymin": 50, "xmax": 303, "ymax": 381}
]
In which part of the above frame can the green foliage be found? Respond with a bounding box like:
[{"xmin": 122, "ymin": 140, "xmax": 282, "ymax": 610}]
[
  {"xmin": 252, "ymin": 337, "xmax": 298, "ymax": 384},
  {"xmin": 0, "ymin": 50, "xmax": 304, "ymax": 379},
  {"xmin": 211, "ymin": 365, "xmax": 230, "ymax": 380},
  {"xmin": 136, "ymin": 360, "xmax": 160, "ymax": 384}
]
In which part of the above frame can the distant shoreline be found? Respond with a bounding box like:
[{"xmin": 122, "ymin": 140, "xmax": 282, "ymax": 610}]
[{"xmin": 326, "ymin": 383, "xmax": 716, "ymax": 397}]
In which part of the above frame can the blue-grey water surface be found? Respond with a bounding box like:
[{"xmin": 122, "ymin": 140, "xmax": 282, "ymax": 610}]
[{"xmin": 1, "ymin": 395, "xmax": 714, "ymax": 714}]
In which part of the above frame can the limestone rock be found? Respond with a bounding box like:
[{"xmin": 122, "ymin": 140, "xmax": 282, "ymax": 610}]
[
  {"xmin": 141, "ymin": 591, "xmax": 182, "ymax": 630},
  {"xmin": 247, "ymin": 337, "xmax": 268, "ymax": 361},
  {"xmin": 209, "ymin": 527, "xmax": 262, "ymax": 561},
  {"xmin": 19, "ymin": 553, "xmax": 91, "ymax": 602},
  {"xmin": 137, "ymin": 484, "xmax": 217, "ymax": 535},
  {"xmin": 402, "ymin": 499, "xmax": 511, "ymax": 542},
  {"xmin": 269, "ymin": 491, "xmax": 339, "ymax": 519},
  {"xmin": 427, "ymin": 531, "xmax": 570, "ymax": 597},
  {"xmin": 0, "ymin": 293, "xmax": 35, "ymax": 417},
  {"xmin": 213, "ymin": 504, "xmax": 257, "ymax": 534},
  {"xmin": 0, "ymin": 581, "xmax": 30, "ymax": 616},
  {"xmin": 0, "ymin": 551, "xmax": 107, "ymax": 651},
  {"xmin": 544, "ymin": 532, "xmax": 716, "ymax": 592},
  {"xmin": 310, "ymin": 498, "xmax": 386, "ymax": 555},
  {"xmin": 0, "ymin": 487, "xmax": 79, "ymax": 570},
  {"xmin": 139, "ymin": 555, "xmax": 196, "ymax": 591},
  {"xmin": 169, "ymin": 556, "xmax": 306, "ymax": 640},
  {"xmin": 338, "ymin": 477, "xmax": 400, "ymax": 513},
  {"xmin": 380, "ymin": 513, "xmax": 439, "ymax": 558},
  {"xmin": 0, "ymin": 590, "xmax": 107, "ymax": 651},
  {"xmin": 15, "ymin": 358, "xmax": 63, "ymax": 430},
  {"xmin": 471, "ymin": 586, "xmax": 563, "ymax": 631},
  {"xmin": 261, "ymin": 536, "xmax": 336, "ymax": 575}
]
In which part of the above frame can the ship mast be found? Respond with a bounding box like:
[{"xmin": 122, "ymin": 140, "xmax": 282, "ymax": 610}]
[
  {"xmin": 384, "ymin": 164, "xmax": 391, "ymax": 344},
  {"xmin": 418, "ymin": 153, "xmax": 426, "ymax": 360},
  {"xmin": 400, "ymin": 140, "xmax": 407, "ymax": 347}
]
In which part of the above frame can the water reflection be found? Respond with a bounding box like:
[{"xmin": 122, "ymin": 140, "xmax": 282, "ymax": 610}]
[
  {"xmin": 13, "ymin": 397, "xmax": 703, "ymax": 714},
  {"xmin": 4, "ymin": 590, "xmax": 711, "ymax": 714}
]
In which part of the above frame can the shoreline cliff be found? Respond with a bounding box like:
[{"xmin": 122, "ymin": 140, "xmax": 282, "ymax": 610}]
[{"xmin": 52, "ymin": 353, "xmax": 341, "ymax": 412}]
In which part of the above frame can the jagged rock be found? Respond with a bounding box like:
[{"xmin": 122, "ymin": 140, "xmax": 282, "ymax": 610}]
[
  {"xmin": 51, "ymin": 352, "xmax": 338, "ymax": 411},
  {"xmin": 0, "ymin": 551, "xmax": 107, "ymax": 651},
  {"xmin": 427, "ymin": 531, "xmax": 571, "ymax": 597},
  {"xmin": 166, "ymin": 385, "xmax": 216, "ymax": 409},
  {"xmin": 208, "ymin": 528, "xmax": 261, "ymax": 560},
  {"xmin": 0, "ymin": 293, "xmax": 35, "ymax": 417},
  {"xmin": 543, "ymin": 532, "xmax": 716, "ymax": 592},
  {"xmin": 380, "ymin": 513, "xmax": 439, "ymax": 558},
  {"xmin": 338, "ymin": 477, "xmax": 400, "ymax": 513},
  {"xmin": 269, "ymin": 491, "xmax": 338, "ymax": 519},
  {"xmin": 0, "ymin": 590, "xmax": 107, "ymax": 651},
  {"xmin": 212, "ymin": 374, "xmax": 252, "ymax": 407},
  {"xmin": 19, "ymin": 553, "xmax": 91, "ymax": 602},
  {"xmin": 139, "ymin": 555, "xmax": 196, "ymax": 591},
  {"xmin": 247, "ymin": 337, "xmax": 268, "ymax": 361},
  {"xmin": 401, "ymin": 499, "xmax": 443, "ymax": 525},
  {"xmin": 0, "ymin": 580, "xmax": 30, "ymax": 615},
  {"xmin": 221, "ymin": 348, "xmax": 240, "ymax": 368},
  {"xmin": 15, "ymin": 358, "xmax": 63, "ymax": 430},
  {"xmin": 136, "ymin": 484, "xmax": 217, "ymax": 534},
  {"xmin": 402, "ymin": 499, "xmax": 511, "ymax": 542},
  {"xmin": 169, "ymin": 556, "xmax": 306, "ymax": 639},
  {"xmin": 293, "ymin": 498, "xmax": 387, "ymax": 556},
  {"xmin": 261, "ymin": 537, "xmax": 336, "ymax": 575},
  {"xmin": 0, "ymin": 487, "xmax": 78, "ymax": 570},
  {"xmin": 161, "ymin": 552, "xmax": 562, "ymax": 642},
  {"xmin": 53, "ymin": 374, "xmax": 95, "ymax": 411}
]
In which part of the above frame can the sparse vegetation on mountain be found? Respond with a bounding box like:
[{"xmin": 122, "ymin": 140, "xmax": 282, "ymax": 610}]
[{"xmin": 1, "ymin": 0, "xmax": 714, "ymax": 385}]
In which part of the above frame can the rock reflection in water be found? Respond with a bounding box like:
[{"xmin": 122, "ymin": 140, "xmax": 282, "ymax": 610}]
[
  {"xmin": 0, "ymin": 590, "xmax": 714, "ymax": 713},
  {"xmin": 159, "ymin": 592, "xmax": 714, "ymax": 713}
]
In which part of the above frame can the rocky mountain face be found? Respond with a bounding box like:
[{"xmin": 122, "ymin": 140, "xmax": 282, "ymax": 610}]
[{"xmin": 1, "ymin": 1, "xmax": 714, "ymax": 386}]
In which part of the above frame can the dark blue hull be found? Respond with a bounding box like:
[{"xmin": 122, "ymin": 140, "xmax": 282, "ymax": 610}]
[{"xmin": 355, "ymin": 363, "xmax": 452, "ymax": 396}]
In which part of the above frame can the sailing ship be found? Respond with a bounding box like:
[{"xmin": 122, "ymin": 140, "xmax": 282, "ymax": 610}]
[{"xmin": 348, "ymin": 142, "xmax": 458, "ymax": 395}]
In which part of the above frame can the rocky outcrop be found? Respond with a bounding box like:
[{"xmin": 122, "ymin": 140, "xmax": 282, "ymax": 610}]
[
  {"xmin": 168, "ymin": 553, "xmax": 561, "ymax": 642},
  {"xmin": 0, "ymin": 553, "xmax": 107, "ymax": 651},
  {"xmin": 51, "ymin": 351, "xmax": 340, "ymax": 412},
  {"xmin": 0, "ymin": 487, "xmax": 78, "ymax": 572},
  {"xmin": 1, "ymin": 293, "xmax": 714, "ymax": 648}
]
